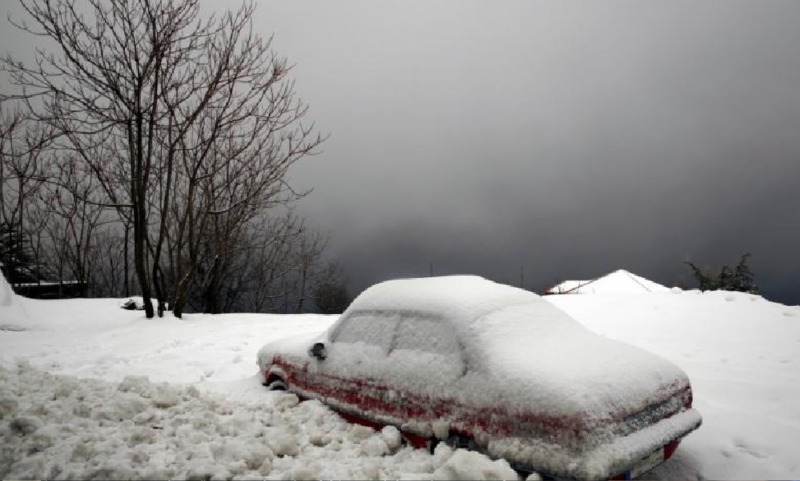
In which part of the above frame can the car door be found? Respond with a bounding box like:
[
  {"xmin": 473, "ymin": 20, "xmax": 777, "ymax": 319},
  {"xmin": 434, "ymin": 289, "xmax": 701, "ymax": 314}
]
[
  {"xmin": 305, "ymin": 310, "xmax": 401, "ymax": 422},
  {"xmin": 384, "ymin": 313, "xmax": 466, "ymax": 432}
]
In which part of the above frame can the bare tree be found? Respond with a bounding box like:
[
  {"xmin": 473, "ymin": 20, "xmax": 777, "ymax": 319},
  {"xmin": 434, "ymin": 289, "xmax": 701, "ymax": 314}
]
[
  {"xmin": 240, "ymin": 211, "xmax": 305, "ymax": 313},
  {"xmin": 88, "ymin": 226, "xmax": 127, "ymax": 297},
  {"xmin": 40, "ymin": 153, "xmax": 107, "ymax": 291},
  {"xmin": 292, "ymin": 228, "xmax": 329, "ymax": 313},
  {"xmin": 3, "ymin": 0, "xmax": 324, "ymax": 317},
  {"xmin": 313, "ymin": 261, "xmax": 352, "ymax": 314}
]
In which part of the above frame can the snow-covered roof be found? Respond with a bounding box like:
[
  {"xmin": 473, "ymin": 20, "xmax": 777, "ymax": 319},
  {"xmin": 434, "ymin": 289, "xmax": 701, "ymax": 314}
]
[
  {"xmin": 547, "ymin": 280, "xmax": 593, "ymax": 294},
  {"xmin": 344, "ymin": 275, "xmax": 538, "ymax": 324},
  {"xmin": 546, "ymin": 269, "xmax": 670, "ymax": 294}
]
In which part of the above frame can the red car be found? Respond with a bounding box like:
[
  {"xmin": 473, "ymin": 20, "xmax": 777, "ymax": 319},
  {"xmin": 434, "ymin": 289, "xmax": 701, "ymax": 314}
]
[{"xmin": 257, "ymin": 276, "xmax": 701, "ymax": 480}]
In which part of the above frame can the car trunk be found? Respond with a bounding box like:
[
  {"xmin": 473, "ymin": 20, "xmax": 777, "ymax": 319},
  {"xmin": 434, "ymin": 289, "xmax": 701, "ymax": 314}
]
[{"xmin": 468, "ymin": 303, "xmax": 702, "ymax": 479}]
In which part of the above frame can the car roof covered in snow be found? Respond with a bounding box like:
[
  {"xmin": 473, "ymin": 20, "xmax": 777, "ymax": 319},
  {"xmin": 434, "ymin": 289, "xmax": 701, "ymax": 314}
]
[
  {"xmin": 337, "ymin": 275, "xmax": 589, "ymax": 348},
  {"xmin": 342, "ymin": 275, "xmax": 542, "ymax": 324}
]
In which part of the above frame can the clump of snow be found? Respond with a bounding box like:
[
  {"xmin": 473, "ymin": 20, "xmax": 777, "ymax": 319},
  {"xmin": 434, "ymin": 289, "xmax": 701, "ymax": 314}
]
[{"xmin": 431, "ymin": 445, "xmax": 517, "ymax": 480}]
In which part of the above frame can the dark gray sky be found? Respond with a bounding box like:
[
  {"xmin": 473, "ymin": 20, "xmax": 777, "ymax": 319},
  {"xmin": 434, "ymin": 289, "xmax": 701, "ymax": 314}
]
[
  {"xmin": 5, "ymin": 1, "xmax": 800, "ymax": 303},
  {"xmin": 253, "ymin": 1, "xmax": 800, "ymax": 303}
]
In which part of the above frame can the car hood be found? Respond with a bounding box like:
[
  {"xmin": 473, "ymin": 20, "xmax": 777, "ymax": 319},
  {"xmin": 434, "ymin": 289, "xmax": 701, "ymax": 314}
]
[{"xmin": 257, "ymin": 330, "xmax": 324, "ymax": 368}]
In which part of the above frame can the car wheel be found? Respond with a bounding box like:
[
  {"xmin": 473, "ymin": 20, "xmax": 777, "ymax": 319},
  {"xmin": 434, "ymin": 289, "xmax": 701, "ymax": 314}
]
[
  {"xmin": 266, "ymin": 376, "xmax": 287, "ymax": 391},
  {"xmin": 445, "ymin": 433, "xmax": 477, "ymax": 451}
]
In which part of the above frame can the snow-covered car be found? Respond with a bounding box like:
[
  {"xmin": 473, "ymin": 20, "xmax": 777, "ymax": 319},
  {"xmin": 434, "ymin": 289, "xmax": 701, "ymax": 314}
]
[{"xmin": 257, "ymin": 276, "xmax": 701, "ymax": 480}]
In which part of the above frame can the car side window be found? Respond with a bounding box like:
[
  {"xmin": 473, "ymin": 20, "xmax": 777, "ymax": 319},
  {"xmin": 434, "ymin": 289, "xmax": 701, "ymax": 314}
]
[
  {"xmin": 393, "ymin": 315, "xmax": 460, "ymax": 356},
  {"xmin": 388, "ymin": 314, "xmax": 466, "ymax": 383},
  {"xmin": 331, "ymin": 310, "xmax": 399, "ymax": 354}
]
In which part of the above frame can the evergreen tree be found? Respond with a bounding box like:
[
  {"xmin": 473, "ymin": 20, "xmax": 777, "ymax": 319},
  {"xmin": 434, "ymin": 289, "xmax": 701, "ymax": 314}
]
[
  {"xmin": 685, "ymin": 253, "xmax": 758, "ymax": 294},
  {"xmin": 731, "ymin": 253, "xmax": 758, "ymax": 293},
  {"xmin": 0, "ymin": 221, "xmax": 48, "ymax": 285}
]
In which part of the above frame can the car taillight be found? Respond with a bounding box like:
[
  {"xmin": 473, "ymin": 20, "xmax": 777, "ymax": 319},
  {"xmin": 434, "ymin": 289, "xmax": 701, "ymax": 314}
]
[
  {"xmin": 683, "ymin": 387, "xmax": 693, "ymax": 409},
  {"xmin": 664, "ymin": 439, "xmax": 680, "ymax": 460}
]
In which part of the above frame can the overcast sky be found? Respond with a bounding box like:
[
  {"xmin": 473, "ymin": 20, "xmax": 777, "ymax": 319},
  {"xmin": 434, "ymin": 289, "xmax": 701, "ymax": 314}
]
[{"xmin": 4, "ymin": 1, "xmax": 800, "ymax": 303}]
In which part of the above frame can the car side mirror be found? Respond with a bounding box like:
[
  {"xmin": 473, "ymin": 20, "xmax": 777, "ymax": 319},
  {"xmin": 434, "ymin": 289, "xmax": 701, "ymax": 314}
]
[{"xmin": 310, "ymin": 342, "xmax": 327, "ymax": 360}]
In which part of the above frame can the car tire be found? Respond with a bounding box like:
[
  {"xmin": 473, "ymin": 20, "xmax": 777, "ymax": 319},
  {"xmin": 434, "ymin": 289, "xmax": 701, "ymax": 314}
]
[
  {"xmin": 266, "ymin": 376, "xmax": 287, "ymax": 391},
  {"xmin": 445, "ymin": 433, "xmax": 477, "ymax": 451}
]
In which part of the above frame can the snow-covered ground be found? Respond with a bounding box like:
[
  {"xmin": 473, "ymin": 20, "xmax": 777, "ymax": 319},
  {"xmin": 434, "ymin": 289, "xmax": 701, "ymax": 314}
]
[{"xmin": 1, "ymin": 275, "xmax": 799, "ymax": 479}]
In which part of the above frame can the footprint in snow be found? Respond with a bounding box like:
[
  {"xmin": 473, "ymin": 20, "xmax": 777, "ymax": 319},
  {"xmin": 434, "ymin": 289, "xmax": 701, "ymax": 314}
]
[
  {"xmin": 0, "ymin": 324, "xmax": 26, "ymax": 331},
  {"xmin": 782, "ymin": 311, "xmax": 795, "ymax": 317},
  {"xmin": 734, "ymin": 440, "xmax": 769, "ymax": 459}
]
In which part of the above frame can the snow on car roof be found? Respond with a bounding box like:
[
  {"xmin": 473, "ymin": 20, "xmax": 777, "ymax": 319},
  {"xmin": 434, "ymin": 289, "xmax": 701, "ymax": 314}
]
[{"xmin": 345, "ymin": 275, "xmax": 539, "ymax": 324}]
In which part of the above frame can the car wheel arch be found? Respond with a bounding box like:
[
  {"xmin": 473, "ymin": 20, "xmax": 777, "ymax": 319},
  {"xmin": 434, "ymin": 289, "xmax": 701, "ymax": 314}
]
[
  {"xmin": 265, "ymin": 374, "xmax": 287, "ymax": 391},
  {"xmin": 263, "ymin": 363, "xmax": 288, "ymax": 390},
  {"xmin": 427, "ymin": 430, "xmax": 478, "ymax": 454}
]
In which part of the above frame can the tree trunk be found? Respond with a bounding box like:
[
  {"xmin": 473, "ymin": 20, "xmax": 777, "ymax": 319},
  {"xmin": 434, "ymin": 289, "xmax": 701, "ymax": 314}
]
[{"xmin": 134, "ymin": 207, "xmax": 153, "ymax": 318}]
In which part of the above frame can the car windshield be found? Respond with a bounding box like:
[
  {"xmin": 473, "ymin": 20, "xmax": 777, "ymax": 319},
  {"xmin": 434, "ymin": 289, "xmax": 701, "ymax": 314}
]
[{"xmin": 331, "ymin": 310, "xmax": 400, "ymax": 354}]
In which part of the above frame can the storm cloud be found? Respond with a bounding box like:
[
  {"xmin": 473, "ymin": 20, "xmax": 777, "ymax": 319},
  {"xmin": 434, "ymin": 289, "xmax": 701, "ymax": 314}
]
[
  {"xmin": 261, "ymin": 1, "xmax": 800, "ymax": 301},
  {"xmin": 5, "ymin": 1, "xmax": 799, "ymax": 302}
]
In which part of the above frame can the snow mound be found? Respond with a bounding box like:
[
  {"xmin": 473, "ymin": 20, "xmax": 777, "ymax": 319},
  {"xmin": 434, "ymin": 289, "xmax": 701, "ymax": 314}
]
[
  {"xmin": 547, "ymin": 269, "xmax": 670, "ymax": 294},
  {"xmin": 431, "ymin": 446, "xmax": 517, "ymax": 480},
  {"xmin": 0, "ymin": 272, "xmax": 28, "ymax": 327},
  {"xmin": 0, "ymin": 363, "xmax": 522, "ymax": 480}
]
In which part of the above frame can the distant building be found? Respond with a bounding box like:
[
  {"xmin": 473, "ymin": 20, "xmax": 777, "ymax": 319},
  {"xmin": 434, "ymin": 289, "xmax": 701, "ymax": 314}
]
[
  {"xmin": 12, "ymin": 280, "xmax": 88, "ymax": 299},
  {"xmin": 545, "ymin": 269, "xmax": 670, "ymax": 295}
]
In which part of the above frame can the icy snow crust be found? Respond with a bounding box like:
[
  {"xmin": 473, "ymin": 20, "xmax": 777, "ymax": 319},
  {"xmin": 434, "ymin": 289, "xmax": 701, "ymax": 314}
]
[{"xmin": 258, "ymin": 276, "xmax": 701, "ymax": 479}]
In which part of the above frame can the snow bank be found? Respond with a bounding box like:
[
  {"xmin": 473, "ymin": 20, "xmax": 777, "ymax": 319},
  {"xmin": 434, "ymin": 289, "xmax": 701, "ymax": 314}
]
[{"xmin": 0, "ymin": 362, "xmax": 517, "ymax": 480}]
